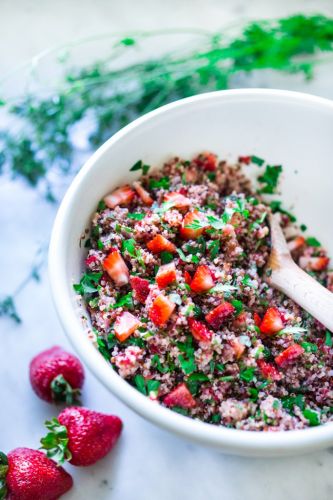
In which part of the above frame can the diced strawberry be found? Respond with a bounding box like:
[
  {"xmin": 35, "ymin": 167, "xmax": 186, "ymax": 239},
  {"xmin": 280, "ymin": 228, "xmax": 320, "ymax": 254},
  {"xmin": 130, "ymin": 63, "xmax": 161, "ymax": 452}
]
[
  {"xmin": 149, "ymin": 295, "xmax": 176, "ymax": 327},
  {"xmin": 133, "ymin": 181, "xmax": 153, "ymax": 206},
  {"xmin": 238, "ymin": 155, "xmax": 251, "ymax": 165},
  {"xmin": 104, "ymin": 185, "xmax": 135, "ymax": 209},
  {"xmin": 163, "ymin": 383, "xmax": 196, "ymax": 409},
  {"xmin": 275, "ymin": 344, "xmax": 305, "ymax": 367},
  {"xmin": 188, "ymin": 318, "xmax": 213, "ymax": 343},
  {"xmin": 253, "ymin": 312, "xmax": 262, "ymax": 328},
  {"xmin": 257, "ymin": 359, "xmax": 281, "ymax": 381},
  {"xmin": 205, "ymin": 302, "xmax": 235, "ymax": 329},
  {"xmin": 184, "ymin": 270, "xmax": 192, "ymax": 285},
  {"xmin": 130, "ymin": 276, "xmax": 150, "ymax": 303},
  {"xmin": 147, "ymin": 234, "xmax": 177, "ymax": 254},
  {"xmin": 287, "ymin": 236, "xmax": 305, "ymax": 252},
  {"xmin": 259, "ymin": 307, "xmax": 284, "ymax": 335},
  {"xmin": 180, "ymin": 210, "xmax": 207, "ymax": 240},
  {"xmin": 114, "ymin": 312, "xmax": 140, "ymax": 342},
  {"xmin": 85, "ymin": 255, "xmax": 98, "ymax": 267},
  {"xmin": 309, "ymin": 256, "xmax": 329, "ymax": 271},
  {"xmin": 190, "ymin": 265, "xmax": 215, "ymax": 293},
  {"xmin": 103, "ymin": 249, "xmax": 129, "ymax": 286},
  {"xmin": 229, "ymin": 338, "xmax": 245, "ymax": 359},
  {"xmin": 232, "ymin": 312, "xmax": 247, "ymax": 330},
  {"xmin": 156, "ymin": 263, "xmax": 177, "ymax": 289},
  {"xmin": 299, "ymin": 255, "xmax": 330, "ymax": 272},
  {"xmin": 164, "ymin": 191, "xmax": 191, "ymax": 209},
  {"xmin": 194, "ymin": 152, "xmax": 217, "ymax": 171}
]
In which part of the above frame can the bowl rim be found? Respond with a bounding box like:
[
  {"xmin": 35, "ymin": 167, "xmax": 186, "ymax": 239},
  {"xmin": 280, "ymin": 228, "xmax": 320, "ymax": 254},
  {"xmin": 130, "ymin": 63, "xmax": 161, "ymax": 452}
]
[{"xmin": 49, "ymin": 88, "xmax": 333, "ymax": 455}]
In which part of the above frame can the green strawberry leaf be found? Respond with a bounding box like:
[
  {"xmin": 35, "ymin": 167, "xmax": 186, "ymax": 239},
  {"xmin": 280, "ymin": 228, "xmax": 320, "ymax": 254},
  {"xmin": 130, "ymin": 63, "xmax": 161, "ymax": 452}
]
[
  {"xmin": 50, "ymin": 374, "xmax": 81, "ymax": 405},
  {"xmin": 40, "ymin": 418, "xmax": 72, "ymax": 465}
]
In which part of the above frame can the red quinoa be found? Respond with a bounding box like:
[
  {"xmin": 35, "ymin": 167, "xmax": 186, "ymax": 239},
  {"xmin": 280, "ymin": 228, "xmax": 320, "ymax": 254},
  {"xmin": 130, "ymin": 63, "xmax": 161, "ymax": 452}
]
[{"xmin": 76, "ymin": 153, "xmax": 333, "ymax": 431}]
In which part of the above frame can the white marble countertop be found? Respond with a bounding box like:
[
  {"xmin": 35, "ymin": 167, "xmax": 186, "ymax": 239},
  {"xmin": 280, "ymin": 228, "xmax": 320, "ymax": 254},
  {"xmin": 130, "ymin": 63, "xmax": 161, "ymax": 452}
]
[{"xmin": 1, "ymin": 1, "xmax": 333, "ymax": 498}]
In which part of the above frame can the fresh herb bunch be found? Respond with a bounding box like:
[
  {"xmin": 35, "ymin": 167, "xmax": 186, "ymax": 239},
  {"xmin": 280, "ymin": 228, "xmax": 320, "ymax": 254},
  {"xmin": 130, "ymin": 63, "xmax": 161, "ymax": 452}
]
[{"xmin": 1, "ymin": 14, "xmax": 333, "ymax": 198}]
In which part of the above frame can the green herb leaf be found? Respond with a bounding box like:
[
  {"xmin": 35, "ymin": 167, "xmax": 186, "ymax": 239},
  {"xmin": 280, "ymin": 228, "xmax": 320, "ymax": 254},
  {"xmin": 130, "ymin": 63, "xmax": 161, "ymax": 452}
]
[
  {"xmin": 303, "ymin": 407, "xmax": 321, "ymax": 426},
  {"xmin": 325, "ymin": 330, "xmax": 332, "ymax": 347},
  {"xmin": 160, "ymin": 251, "xmax": 174, "ymax": 264},
  {"xmin": 134, "ymin": 374, "xmax": 147, "ymax": 395},
  {"xmin": 127, "ymin": 212, "xmax": 145, "ymax": 220},
  {"xmin": 258, "ymin": 165, "xmax": 282, "ymax": 194},
  {"xmin": 239, "ymin": 367, "xmax": 256, "ymax": 383},
  {"xmin": 251, "ymin": 155, "xmax": 265, "ymax": 166},
  {"xmin": 110, "ymin": 292, "xmax": 133, "ymax": 309},
  {"xmin": 270, "ymin": 200, "xmax": 296, "ymax": 222},
  {"xmin": 73, "ymin": 272, "xmax": 102, "ymax": 295},
  {"xmin": 149, "ymin": 177, "xmax": 170, "ymax": 190},
  {"xmin": 306, "ymin": 237, "xmax": 321, "ymax": 247}
]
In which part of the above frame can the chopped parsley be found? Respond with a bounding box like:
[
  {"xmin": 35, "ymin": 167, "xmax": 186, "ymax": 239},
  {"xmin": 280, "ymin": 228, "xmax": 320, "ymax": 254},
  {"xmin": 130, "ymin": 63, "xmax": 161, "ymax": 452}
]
[
  {"xmin": 251, "ymin": 155, "xmax": 265, "ymax": 166},
  {"xmin": 301, "ymin": 341, "xmax": 318, "ymax": 353},
  {"xmin": 208, "ymin": 240, "xmax": 220, "ymax": 259},
  {"xmin": 122, "ymin": 238, "xmax": 145, "ymax": 266},
  {"xmin": 127, "ymin": 212, "xmax": 145, "ymax": 220},
  {"xmin": 257, "ymin": 164, "xmax": 282, "ymax": 194},
  {"xmin": 133, "ymin": 375, "xmax": 160, "ymax": 396},
  {"xmin": 148, "ymin": 176, "xmax": 170, "ymax": 190},
  {"xmin": 186, "ymin": 372, "xmax": 209, "ymax": 395},
  {"xmin": 73, "ymin": 272, "xmax": 102, "ymax": 295},
  {"xmin": 239, "ymin": 367, "xmax": 256, "ymax": 383},
  {"xmin": 303, "ymin": 408, "xmax": 321, "ymax": 426},
  {"xmin": 130, "ymin": 160, "xmax": 150, "ymax": 175},
  {"xmin": 325, "ymin": 330, "xmax": 332, "ymax": 347},
  {"xmin": 282, "ymin": 394, "xmax": 305, "ymax": 414},
  {"xmin": 151, "ymin": 354, "xmax": 169, "ymax": 373},
  {"xmin": 231, "ymin": 299, "xmax": 243, "ymax": 315},
  {"xmin": 306, "ymin": 237, "xmax": 321, "ymax": 247},
  {"xmin": 160, "ymin": 251, "xmax": 174, "ymax": 264},
  {"xmin": 109, "ymin": 292, "xmax": 133, "ymax": 309},
  {"xmin": 270, "ymin": 200, "xmax": 296, "ymax": 222}
]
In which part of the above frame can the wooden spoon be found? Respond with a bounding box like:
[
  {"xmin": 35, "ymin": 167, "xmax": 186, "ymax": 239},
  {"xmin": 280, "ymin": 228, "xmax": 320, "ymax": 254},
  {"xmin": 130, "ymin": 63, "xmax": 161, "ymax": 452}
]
[{"xmin": 266, "ymin": 213, "xmax": 333, "ymax": 332}]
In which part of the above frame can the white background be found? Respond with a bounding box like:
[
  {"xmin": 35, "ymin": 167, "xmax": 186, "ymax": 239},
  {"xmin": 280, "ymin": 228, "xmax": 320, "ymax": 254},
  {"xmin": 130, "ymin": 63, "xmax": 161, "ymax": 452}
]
[{"xmin": 1, "ymin": 1, "xmax": 333, "ymax": 499}]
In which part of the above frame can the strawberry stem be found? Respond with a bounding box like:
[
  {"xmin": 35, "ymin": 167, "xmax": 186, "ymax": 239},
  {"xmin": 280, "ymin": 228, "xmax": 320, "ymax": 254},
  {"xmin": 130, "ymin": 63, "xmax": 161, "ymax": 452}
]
[
  {"xmin": 50, "ymin": 374, "xmax": 81, "ymax": 405},
  {"xmin": 0, "ymin": 452, "xmax": 8, "ymax": 500},
  {"xmin": 40, "ymin": 418, "xmax": 72, "ymax": 465}
]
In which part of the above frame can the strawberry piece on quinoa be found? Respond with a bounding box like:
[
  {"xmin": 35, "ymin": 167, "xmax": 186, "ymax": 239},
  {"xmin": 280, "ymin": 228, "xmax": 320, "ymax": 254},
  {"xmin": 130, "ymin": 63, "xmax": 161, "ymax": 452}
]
[
  {"xmin": 193, "ymin": 152, "xmax": 217, "ymax": 171},
  {"xmin": 163, "ymin": 383, "xmax": 196, "ymax": 409},
  {"xmin": 104, "ymin": 185, "xmax": 135, "ymax": 209},
  {"xmin": 164, "ymin": 191, "xmax": 191, "ymax": 209},
  {"xmin": 130, "ymin": 276, "xmax": 150, "ymax": 303},
  {"xmin": 259, "ymin": 307, "xmax": 284, "ymax": 335},
  {"xmin": 156, "ymin": 263, "xmax": 177, "ymax": 289},
  {"xmin": 287, "ymin": 236, "xmax": 305, "ymax": 252},
  {"xmin": 147, "ymin": 234, "xmax": 177, "ymax": 254},
  {"xmin": 103, "ymin": 249, "xmax": 129, "ymax": 286},
  {"xmin": 184, "ymin": 270, "xmax": 192, "ymax": 285},
  {"xmin": 257, "ymin": 359, "xmax": 281, "ymax": 381},
  {"xmin": 205, "ymin": 301, "xmax": 235, "ymax": 329},
  {"xmin": 188, "ymin": 318, "xmax": 213, "ymax": 343},
  {"xmin": 190, "ymin": 265, "xmax": 215, "ymax": 293},
  {"xmin": 149, "ymin": 294, "xmax": 176, "ymax": 327},
  {"xmin": 133, "ymin": 181, "xmax": 153, "ymax": 206},
  {"xmin": 275, "ymin": 343, "xmax": 305, "ymax": 367},
  {"xmin": 309, "ymin": 256, "xmax": 329, "ymax": 271},
  {"xmin": 180, "ymin": 210, "xmax": 206, "ymax": 240},
  {"xmin": 229, "ymin": 338, "xmax": 246, "ymax": 359},
  {"xmin": 253, "ymin": 312, "xmax": 262, "ymax": 328},
  {"xmin": 114, "ymin": 312, "xmax": 140, "ymax": 342}
]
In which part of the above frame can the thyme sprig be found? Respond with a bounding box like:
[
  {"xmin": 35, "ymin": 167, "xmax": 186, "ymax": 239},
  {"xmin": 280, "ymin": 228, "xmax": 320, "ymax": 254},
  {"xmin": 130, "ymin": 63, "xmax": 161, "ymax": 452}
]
[
  {"xmin": 1, "ymin": 15, "xmax": 333, "ymax": 199},
  {"xmin": 0, "ymin": 245, "xmax": 46, "ymax": 323}
]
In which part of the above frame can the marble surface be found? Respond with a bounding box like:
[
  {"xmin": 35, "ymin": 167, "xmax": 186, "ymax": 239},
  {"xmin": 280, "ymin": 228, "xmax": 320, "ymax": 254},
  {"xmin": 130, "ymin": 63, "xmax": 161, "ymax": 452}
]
[{"xmin": 1, "ymin": 1, "xmax": 333, "ymax": 498}]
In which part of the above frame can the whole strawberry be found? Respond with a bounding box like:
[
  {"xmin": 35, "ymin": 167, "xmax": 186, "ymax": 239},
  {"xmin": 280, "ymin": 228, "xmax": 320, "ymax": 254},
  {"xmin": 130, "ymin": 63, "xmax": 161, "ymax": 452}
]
[
  {"xmin": 40, "ymin": 407, "xmax": 122, "ymax": 466},
  {"xmin": 0, "ymin": 448, "xmax": 73, "ymax": 500},
  {"xmin": 29, "ymin": 346, "xmax": 85, "ymax": 404}
]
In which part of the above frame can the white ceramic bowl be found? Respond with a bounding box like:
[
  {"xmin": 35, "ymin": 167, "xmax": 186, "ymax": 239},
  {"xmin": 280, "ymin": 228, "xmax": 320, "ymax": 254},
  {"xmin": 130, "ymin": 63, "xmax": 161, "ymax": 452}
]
[{"xmin": 49, "ymin": 89, "xmax": 333, "ymax": 456}]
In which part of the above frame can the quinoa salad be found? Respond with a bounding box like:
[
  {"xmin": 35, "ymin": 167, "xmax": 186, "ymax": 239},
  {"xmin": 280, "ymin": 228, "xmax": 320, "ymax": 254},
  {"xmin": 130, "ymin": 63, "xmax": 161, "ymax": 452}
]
[{"xmin": 75, "ymin": 152, "xmax": 333, "ymax": 431}]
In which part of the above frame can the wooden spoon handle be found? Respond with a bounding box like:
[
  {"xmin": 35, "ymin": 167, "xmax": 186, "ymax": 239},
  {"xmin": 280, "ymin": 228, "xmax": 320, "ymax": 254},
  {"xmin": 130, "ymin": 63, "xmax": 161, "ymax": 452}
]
[{"xmin": 268, "ymin": 258, "xmax": 333, "ymax": 332}]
